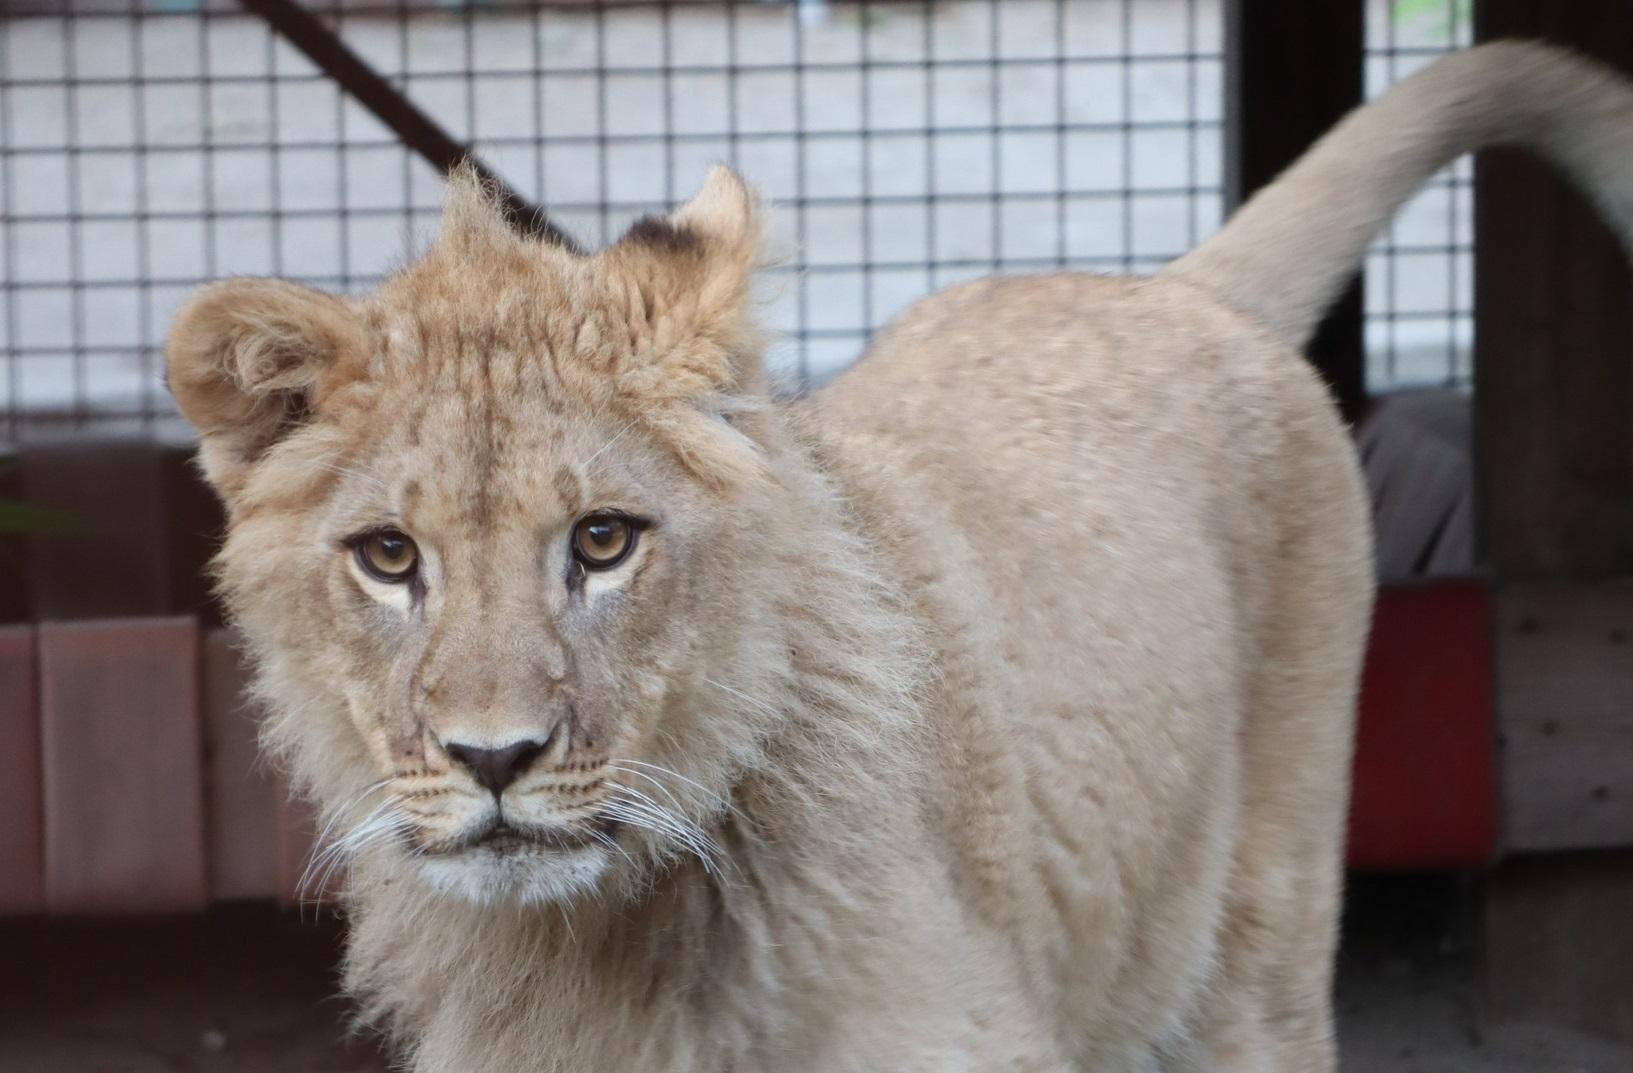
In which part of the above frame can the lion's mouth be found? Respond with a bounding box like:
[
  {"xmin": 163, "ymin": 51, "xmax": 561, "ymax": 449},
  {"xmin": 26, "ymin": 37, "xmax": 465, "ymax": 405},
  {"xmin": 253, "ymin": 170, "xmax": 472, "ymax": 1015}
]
[{"xmin": 460, "ymin": 818, "xmax": 619, "ymax": 857}]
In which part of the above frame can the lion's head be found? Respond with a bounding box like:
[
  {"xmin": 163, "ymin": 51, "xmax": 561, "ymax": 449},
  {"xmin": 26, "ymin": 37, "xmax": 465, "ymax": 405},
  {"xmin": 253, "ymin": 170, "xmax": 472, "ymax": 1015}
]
[{"xmin": 168, "ymin": 167, "xmax": 815, "ymax": 906}]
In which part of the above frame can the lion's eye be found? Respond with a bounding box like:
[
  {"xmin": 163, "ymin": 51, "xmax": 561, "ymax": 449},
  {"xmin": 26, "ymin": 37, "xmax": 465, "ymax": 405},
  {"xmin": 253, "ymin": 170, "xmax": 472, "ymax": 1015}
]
[
  {"xmin": 355, "ymin": 530, "xmax": 419, "ymax": 583},
  {"xmin": 571, "ymin": 515, "xmax": 636, "ymax": 570}
]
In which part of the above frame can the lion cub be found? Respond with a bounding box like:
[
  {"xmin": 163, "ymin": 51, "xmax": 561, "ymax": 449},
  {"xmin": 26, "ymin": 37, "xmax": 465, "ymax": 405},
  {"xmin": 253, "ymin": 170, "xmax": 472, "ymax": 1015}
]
[{"xmin": 168, "ymin": 42, "xmax": 1633, "ymax": 1073}]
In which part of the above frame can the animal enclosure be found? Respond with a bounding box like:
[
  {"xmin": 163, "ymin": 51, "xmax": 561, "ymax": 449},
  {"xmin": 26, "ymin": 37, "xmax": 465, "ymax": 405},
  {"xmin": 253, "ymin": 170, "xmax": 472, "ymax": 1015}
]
[
  {"xmin": 0, "ymin": 0, "xmax": 1470, "ymax": 446},
  {"xmin": 5, "ymin": 1, "xmax": 1633, "ymax": 1068}
]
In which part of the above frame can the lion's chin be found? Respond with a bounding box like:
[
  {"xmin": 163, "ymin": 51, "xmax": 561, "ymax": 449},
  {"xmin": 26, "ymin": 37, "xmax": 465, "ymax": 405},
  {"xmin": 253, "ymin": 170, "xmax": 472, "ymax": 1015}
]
[{"xmin": 416, "ymin": 841, "xmax": 612, "ymax": 907}]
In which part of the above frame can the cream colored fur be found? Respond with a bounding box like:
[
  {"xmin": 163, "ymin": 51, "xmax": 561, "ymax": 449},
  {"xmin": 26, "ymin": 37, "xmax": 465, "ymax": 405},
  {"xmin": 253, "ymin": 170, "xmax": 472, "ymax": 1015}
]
[{"xmin": 165, "ymin": 42, "xmax": 1633, "ymax": 1073}]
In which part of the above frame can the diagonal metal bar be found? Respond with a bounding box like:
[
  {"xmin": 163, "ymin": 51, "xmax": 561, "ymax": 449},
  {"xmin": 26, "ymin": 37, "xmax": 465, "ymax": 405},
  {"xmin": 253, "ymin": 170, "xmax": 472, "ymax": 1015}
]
[{"xmin": 237, "ymin": 0, "xmax": 579, "ymax": 250}]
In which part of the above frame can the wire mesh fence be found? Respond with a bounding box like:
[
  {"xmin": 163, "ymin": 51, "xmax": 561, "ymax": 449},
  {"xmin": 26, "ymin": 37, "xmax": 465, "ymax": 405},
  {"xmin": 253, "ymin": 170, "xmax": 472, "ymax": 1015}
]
[
  {"xmin": 1364, "ymin": 0, "xmax": 1473, "ymax": 392},
  {"xmin": 0, "ymin": 0, "xmax": 1469, "ymax": 446}
]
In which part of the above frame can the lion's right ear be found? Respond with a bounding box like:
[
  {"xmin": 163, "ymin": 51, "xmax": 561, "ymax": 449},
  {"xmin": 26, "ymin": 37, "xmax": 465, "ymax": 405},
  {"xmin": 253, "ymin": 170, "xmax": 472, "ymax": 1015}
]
[{"xmin": 166, "ymin": 278, "xmax": 366, "ymax": 502}]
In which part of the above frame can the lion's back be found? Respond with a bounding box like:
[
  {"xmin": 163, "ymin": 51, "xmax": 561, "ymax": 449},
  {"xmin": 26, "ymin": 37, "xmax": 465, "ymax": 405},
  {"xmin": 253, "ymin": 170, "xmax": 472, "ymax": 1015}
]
[{"xmin": 809, "ymin": 271, "xmax": 1372, "ymax": 1061}]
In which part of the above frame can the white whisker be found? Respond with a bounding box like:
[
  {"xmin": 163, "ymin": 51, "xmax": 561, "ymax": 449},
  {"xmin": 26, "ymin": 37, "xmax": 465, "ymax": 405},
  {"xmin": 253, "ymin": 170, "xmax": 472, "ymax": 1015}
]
[
  {"xmin": 605, "ymin": 764, "xmax": 688, "ymax": 812},
  {"xmin": 603, "ymin": 786, "xmax": 728, "ymax": 878},
  {"xmin": 298, "ymin": 790, "xmax": 408, "ymax": 909},
  {"xmin": 608, "ymin": 759, "xmax": 746, "ymax": 822},
  {"xmin": 313, "ymin": 460, "xmax": 388, "ymax": 492},
  {"xmin": 588, "ymin": 827, "xmax": 638, "ymax": 870},
  {"xmin": 556, "ymin": 903, "xmax": 578, "ymax": 946},
  {"xmin": 597, "ymin": 802, "xmax": 666, "ymax": 844},
  {"xmin": 582, "ymin": 419, "xmax": 638, "ymax": 472},
  {"xmin": 703, "ymin": 676, "xmax": 782, "ymax": 720},
  {"xmin": 306, "ymin": 778, "xmax": 394, "ymax": 860},
  {"xmin": 605, "ymin": 789, "xmax": 698, "ymax": 848}
]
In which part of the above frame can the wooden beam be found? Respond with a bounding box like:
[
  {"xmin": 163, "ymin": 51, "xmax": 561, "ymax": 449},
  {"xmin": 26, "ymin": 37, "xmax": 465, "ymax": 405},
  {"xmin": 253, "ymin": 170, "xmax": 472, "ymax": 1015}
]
[
  {"xmin": 1474, "ymin": 1, "xmax": 1633, "ymax": 579},
  {"xmin": 0, "ymin": 455, "xmax": 30, "ymax": 623},
  {"xmin": 0, "ymin": 627, "xmax": 43, "ymax": 916},
  {"xmin": 1496, "ymin": 584, "xmax": 1633, "ymax": 852},
  {"xmin": 21, "ymin": 439, "xmax": 170, "ymax": 621},
  {"xmin": 1223, "ymin": 0, "xmax": 1367, "ymax": 423},
  {"xmin": 202, "ymin": 629, "xmax": 281, "ymax": 903}
]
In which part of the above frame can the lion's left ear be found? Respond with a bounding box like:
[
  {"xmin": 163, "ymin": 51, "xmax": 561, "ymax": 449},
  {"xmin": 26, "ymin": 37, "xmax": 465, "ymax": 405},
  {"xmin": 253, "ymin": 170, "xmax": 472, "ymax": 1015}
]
[{"xmin": 611, "ymin": 166, "xmax": 767, "ymax": 401}]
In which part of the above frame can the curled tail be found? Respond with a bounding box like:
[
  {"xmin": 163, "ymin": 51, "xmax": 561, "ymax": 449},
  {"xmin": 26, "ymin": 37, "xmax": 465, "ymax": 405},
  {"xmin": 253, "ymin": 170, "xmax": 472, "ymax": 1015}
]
[{"xmin": 1164, "ymin": 40, "xmax": 1633, "ymax": 349}]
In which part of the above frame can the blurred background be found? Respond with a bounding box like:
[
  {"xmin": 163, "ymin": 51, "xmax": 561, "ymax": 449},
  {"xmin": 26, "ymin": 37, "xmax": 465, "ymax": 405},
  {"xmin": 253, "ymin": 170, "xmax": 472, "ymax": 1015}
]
[{"xmin": 0, "ymin": 1, "xmax": 1629, "ymax": 1071}]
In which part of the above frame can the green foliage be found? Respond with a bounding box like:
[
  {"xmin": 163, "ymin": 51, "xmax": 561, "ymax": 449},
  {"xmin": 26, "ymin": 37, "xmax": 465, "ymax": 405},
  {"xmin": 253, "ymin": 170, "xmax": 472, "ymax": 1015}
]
[
  {"xmin": 1392, "ymin": 0, "xmax": 1472, "ymax": 37},
  {"xmin": 0, "ymin": 499, "xmax": 84, "ymax": 535},
  {"xmin": 0, "ymin": 460, "xmax": 83, "ymax": 535}
]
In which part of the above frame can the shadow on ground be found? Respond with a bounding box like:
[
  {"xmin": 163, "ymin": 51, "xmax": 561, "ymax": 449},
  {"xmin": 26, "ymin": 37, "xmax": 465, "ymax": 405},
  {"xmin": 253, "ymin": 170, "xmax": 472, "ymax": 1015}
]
[{"xmin": 2, "ymin": 875, "xmax": 1630, "ymax": 1072}]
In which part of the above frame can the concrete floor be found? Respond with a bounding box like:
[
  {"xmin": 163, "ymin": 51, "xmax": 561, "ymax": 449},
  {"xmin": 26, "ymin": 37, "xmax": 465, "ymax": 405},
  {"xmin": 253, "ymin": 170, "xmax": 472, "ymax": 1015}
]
[
  {"xmin": 3, "ymin": 875, "xmax": 1630, "ymax": 1073},
  {"xmin": 1336, "ymin": 875, "xmax": 1633, "ymax": 1073},
  {"xmin": 0, "ymin": 907, "xmax": 386, "ymax": 1073}
]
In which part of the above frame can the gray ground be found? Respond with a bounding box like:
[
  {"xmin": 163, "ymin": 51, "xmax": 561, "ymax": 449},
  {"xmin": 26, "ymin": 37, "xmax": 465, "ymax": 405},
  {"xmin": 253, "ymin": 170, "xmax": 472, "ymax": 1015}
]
[{"xmin": 3, "ymin": 878, "xmax": 1630, "ymax": 1073}]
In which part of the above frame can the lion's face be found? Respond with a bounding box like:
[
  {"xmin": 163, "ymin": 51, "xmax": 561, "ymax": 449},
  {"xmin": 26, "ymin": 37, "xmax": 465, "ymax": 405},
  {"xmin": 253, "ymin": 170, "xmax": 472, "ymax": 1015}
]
[
  {"xmin": 169, "ymin": 168, "xmax": 781, "ymax": 905},
  {"xmin": 264, "ymin": 382, "xmax": 723, "ymax": 905}
]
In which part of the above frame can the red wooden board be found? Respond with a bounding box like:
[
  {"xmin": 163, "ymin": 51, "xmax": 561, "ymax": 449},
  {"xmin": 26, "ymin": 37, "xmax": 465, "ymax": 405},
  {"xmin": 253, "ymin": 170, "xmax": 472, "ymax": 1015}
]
[
  {"xmin": 1348, "ymin": 581, "xmax": 1498, "ymax": 869},
  {"xmin": 5, "ymin": 579, "xmax": 1500, "ymax": 918}
]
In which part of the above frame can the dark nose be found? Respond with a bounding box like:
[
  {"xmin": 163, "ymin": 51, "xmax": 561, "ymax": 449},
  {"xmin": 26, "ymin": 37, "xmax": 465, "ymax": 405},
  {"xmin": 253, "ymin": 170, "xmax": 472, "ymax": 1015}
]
[{"xmin": 444, "ymin": 739, "xmax": 548, "ymax": 797}]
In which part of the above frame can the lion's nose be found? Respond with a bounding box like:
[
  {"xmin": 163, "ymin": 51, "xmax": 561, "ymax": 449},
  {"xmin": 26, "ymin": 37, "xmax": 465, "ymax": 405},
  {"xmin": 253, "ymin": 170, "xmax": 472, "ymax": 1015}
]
[{"xmin": 444, "ymin": 739, "xmax": 549, "ymax": 797}]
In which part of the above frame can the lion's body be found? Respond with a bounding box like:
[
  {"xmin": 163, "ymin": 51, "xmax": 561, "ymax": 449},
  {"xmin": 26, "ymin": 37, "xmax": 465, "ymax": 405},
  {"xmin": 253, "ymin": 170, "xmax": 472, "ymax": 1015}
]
[
  {"xmin": 813, "ymin": 273, "xmax": 1371, "ymax": 1070},
  {"xmin": 166, "ymin": 42, "xmax": 1633, "ymax": 1073},
  {"xmin": 334, "ymin": 273, "xmax": 1370, "ymax": 1073}
]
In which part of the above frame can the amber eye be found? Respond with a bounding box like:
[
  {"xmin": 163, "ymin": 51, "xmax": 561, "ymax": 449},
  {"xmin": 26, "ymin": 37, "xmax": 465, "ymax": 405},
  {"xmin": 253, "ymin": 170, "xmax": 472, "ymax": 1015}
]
[
  {"xmin": 355, "ymin": 530, "xmax": 419, "ymax": 583},
  {"xmin": 571, "ymin": 515, "xmax": 637, "ymax": 570}
]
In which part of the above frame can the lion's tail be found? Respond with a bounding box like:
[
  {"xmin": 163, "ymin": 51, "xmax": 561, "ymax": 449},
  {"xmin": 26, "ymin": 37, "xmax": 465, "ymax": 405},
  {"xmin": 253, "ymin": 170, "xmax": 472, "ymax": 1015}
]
[{"xmin": 1162, "ymin": 40, "xmax": 1633, "ymax": 350}]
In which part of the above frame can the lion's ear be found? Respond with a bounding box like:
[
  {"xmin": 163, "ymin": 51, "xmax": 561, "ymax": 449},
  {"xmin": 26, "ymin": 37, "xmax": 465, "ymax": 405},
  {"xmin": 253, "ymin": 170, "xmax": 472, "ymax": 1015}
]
[
  {"xmin": 666, "ymin": 164, "xmax": 762, "ymax": 266},
  {"xmin": 605, "ymin": 167, "xmax": 771, "ymax": 489},
  {"xmin": 612, "ymin": 166, "xmax": 767, "ymax": 398},
  {"xmin": 166, "ymin": 278, "xmax": 366, "ymax": 502}
]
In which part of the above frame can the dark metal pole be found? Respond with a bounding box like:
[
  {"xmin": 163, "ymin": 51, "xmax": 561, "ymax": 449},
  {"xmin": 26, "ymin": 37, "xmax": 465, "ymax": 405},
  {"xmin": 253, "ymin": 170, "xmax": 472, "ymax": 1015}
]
[
  {"xmin": 237, "ymin": 0, "xmax": 578, "ymax": 249},
  {"xmin": 1222, "ymin": 0, "xmax": 1367, "ymax": 423}
]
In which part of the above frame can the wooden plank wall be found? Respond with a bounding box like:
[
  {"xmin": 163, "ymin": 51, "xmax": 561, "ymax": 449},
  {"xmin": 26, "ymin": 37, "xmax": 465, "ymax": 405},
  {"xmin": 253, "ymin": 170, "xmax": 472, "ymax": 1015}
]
[
  {"xmin": 1474, "ymin": 3, "xmax": 1633, "ymax": 580},
  {"xmin": 0, "ymin": 585, "xmax": 1511, "ymax": 918},
  {"xmin": 1, "ymin": 622, "xmax": 290, "ymax": 916},
  {"xmin": 1497, "ymin": 586, "xmax": 1633, "ymax": 853},
  {"xmin": 38, "ymin": 618, "xmax": 208, "ymax": 913},
  {"xmin": 4, "ymin": 440, "xmax": 224, "ymax": 627},
  {"xmin": 1475, "ymin": 0, "xmax": 1633, "ymax": 854},
  {"xmin": 1476, "ymin": 0, "xmax": 1633, "ymax": 1044},
  {"xmin": 202, "ymin": 629, "xmax": 281, "ymax": 902}
]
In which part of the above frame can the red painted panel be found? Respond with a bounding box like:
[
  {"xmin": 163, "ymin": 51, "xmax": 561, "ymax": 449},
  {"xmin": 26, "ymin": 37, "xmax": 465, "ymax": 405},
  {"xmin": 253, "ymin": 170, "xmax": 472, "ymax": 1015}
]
[
  {"xmin": 1348, "ymin": 580, "xmax": 1498, "ymax": 870},
  {"xmin": 39, "ymin": 617, "xmax": 207, "ymax": 914},
  {"xmin": 0, "ymin": 626, "xmax": 43, "ymax": 915}
]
